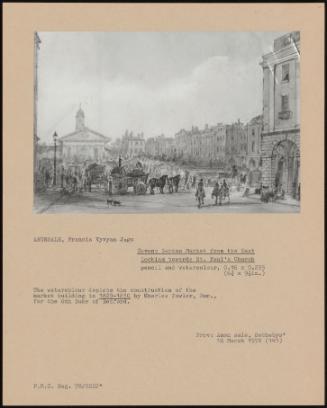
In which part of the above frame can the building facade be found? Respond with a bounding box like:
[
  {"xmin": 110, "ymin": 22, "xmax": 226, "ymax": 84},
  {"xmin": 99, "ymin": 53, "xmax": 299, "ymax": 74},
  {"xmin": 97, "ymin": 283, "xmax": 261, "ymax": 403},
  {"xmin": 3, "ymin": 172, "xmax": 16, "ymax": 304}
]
[
  {"xmin": 261, "ymin": 31, "xmax": 300, "ymax": 197},
  {"xmin": 214, "ymin": 124, "xmax": 228, "ymax": 168},
  {"xmin": 174, "ymin": 128, "xmax": 189, "ymax": 160},
  {"xmin": 121, "ymin": 131, "xmax": 145, "ymax": 158},
  {"xmin": 145, "ymin": 137, "xmax": 158, "ymax": 157},
  {"xmin": 244, "ymin": 115, "xmax": 263, "ymax": 170},
  {"xmin": 174, "ymin": 123, "xmax": 227, "ymax": 167},
  {"xmin": 157, "ymin": 135, "xmax": 175, "ymax": 159},
  {"xmin": 58, "ymin": 108, "xmax": 111, "ymax": 167},
  {"xmin": 145, "ymin": 134, "xmax": 175, "ymax": 160},
  {"xmin": 243, "ymin": 115, "xmax": 263, "ymax": 186},
  {"xmin": 225, "ymin": 120, "xmax": 246, "ymax": 168}
]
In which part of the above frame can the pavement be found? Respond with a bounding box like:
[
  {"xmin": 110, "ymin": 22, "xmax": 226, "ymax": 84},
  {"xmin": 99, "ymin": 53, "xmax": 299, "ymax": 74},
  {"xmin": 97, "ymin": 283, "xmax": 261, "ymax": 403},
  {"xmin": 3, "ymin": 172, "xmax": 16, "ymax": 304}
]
[
  {"xmin": 246, "ymin": 193, "xmax": 300, "ymax": 207},
  {"xmin": 33, "ymin": 188, "xmax": 65, "ymax": 213},
  {"xmin": 34, "ymin": 186, "xmax": 300, "ymax": 214}
]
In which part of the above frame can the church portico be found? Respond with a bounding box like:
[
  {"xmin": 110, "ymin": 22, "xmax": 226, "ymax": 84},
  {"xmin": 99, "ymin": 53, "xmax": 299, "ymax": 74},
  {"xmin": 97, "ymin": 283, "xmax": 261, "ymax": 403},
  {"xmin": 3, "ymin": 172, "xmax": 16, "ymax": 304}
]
[{"xmin": 58, "ymin": 107, "xmax": 111, "ymax": 169}]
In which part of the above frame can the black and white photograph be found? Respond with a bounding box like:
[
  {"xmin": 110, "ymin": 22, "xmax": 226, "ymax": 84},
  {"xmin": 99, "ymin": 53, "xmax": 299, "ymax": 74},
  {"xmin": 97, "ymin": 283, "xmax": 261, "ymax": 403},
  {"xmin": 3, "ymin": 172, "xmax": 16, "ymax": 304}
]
[
  {"xmin": 4, "ymin": 3, "xmax": 324, "ymax": 406},
  {"xmin": 33, "ymin": 31, "xmax": 301, "ymax": 214}
]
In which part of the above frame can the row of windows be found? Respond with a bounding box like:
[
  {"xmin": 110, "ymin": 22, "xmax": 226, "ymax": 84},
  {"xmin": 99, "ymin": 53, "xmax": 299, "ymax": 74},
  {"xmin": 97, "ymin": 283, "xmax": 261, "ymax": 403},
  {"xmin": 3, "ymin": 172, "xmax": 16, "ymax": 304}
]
[
  {"xmin": 181, "ymin": 143, "xmax": 257, "ymax": 155},
  {"xmin": 129, "ymin": 148, "xmax": 144, "ymax": 153}
]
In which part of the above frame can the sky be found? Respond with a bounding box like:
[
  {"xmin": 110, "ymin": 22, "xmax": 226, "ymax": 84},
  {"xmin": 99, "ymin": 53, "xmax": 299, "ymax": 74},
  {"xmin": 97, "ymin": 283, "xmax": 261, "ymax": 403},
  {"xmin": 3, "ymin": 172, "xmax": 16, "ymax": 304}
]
[{"xmin": 37, "ymin": 32, "xmax": 286, "ymax": 144}]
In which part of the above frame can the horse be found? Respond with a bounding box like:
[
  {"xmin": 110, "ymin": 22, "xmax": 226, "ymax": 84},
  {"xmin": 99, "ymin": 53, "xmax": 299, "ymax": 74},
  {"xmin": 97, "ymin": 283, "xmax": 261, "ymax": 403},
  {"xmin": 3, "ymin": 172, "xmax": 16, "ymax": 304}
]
[
  {"xmin": 148, "ymin": 175, "xmax": 168, "ymax": 194},
  {"xmin": 218, "ymin": 184, "xmax": 230, "ymax": 205},
  {"xmin": 167, "ymin": 175, "xmax": 181, "ymax": 193}
]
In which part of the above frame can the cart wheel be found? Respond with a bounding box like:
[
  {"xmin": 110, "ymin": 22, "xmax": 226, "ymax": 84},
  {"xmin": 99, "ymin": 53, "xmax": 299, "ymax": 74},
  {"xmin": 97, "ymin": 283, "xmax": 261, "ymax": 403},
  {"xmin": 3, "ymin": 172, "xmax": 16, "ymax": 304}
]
[{"xmin": 136, "ymin": 182, "xmax": 146, "ymax": 195}]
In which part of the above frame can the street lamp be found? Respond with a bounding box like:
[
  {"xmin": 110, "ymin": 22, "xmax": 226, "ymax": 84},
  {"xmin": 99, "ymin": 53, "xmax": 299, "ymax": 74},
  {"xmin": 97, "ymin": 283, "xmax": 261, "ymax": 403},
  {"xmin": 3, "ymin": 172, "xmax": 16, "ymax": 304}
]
[{"xmin": 53, "ymin": 131, "xmax": 58, "ymax": 186}]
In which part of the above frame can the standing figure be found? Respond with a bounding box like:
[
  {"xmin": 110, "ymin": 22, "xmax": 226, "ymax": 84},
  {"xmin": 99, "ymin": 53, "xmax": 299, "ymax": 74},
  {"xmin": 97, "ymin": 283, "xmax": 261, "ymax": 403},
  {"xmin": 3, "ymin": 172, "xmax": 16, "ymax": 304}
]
[
  {"xmin": 60, "ymin": 166, "xmax": 65, "ymax": 188},
  {"xmin": 87, "ymin": 173, "xmax": 92, "ymax": 192},
  {"xmin": 72, "ymin": 173, "xmax": 78, "ymax": 192},
  {"xmin": 211, "ymin": 182, "xmax": 220, "ymax": 206},
  {"xmin": 192, "ymin": 175, "xmax": 197, "ymax": 189},
  {"xmin": 195, "ymin": 178, "xmax": 205, "ymax": 209},
  {"xmin": 85, "ymin": 173, "xmax": 89, "ymax": 191},
  {"xmin": 168, "ymin": 178, "xmax": 174, "ymax": 193},
  {"xmin": 108, "ymin": 177, "xmax": 113, "ymax": 196},
  {"xmin": 44, "ymin": 169, "xmax": 51, "ymax": 189}
]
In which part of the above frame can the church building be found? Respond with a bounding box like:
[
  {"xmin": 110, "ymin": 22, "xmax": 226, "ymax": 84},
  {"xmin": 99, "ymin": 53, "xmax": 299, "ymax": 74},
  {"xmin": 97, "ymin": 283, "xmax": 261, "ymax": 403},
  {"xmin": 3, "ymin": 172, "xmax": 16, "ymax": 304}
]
[{"xmin": 58, "ymin": 107, "xmax": 111, "ymax": 167}]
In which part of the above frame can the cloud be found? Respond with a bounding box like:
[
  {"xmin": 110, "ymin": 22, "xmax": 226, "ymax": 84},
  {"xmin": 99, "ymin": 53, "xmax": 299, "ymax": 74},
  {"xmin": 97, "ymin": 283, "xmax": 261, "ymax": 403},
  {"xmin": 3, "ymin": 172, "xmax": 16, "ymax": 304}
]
[{"xmin": 38, "ymin": 36, "xmax": 269, "ymax": 143}]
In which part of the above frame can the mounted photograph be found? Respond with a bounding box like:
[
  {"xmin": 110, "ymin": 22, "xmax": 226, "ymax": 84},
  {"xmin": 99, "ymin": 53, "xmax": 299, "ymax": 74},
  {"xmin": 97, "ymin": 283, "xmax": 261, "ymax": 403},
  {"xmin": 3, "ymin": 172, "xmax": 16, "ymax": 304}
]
[{"xmin": 33, "ymin": 31, "xmax": 300, "ymax": 214}]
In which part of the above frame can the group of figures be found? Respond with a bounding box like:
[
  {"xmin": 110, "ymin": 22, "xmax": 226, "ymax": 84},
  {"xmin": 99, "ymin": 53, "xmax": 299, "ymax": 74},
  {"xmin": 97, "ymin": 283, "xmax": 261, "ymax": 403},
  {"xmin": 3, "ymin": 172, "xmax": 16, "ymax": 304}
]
[
  {"xmin": 61, "ymin": 168, "xmax": 95, "ymax": 194},
  {"xmin": 195, "ymin": 178, "xmax": 230, "ymax": 209},
  {"xmin": 260, "ymin": 183, "xmax": 300, "ymax": 203},
  {"xmin": 37, "ymin": 157, "xmax": 234, "ymax": 209},
  {"xmin": 35, "ymin": 162, "xmax": 97, "ymax": 194}
]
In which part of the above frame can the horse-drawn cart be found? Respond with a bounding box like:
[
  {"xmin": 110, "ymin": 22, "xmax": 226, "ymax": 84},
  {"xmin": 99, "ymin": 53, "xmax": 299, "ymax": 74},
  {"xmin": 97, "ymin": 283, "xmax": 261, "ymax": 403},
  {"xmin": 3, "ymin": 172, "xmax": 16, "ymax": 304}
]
[
  {"xmin": 109, "ymin": 165, "xmax": 148, "ymax": 195},
  {"xmin": 126, "ymin": 171, "xmax": 149, "ymax": 195}
]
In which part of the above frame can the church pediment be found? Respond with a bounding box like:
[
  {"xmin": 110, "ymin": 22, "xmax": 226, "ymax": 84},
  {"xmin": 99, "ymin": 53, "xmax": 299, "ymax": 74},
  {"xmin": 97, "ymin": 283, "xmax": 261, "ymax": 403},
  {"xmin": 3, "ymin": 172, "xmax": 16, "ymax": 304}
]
[{"xmin": 59, "ymin": 127, "xmax": 110, "ymax": 143}]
